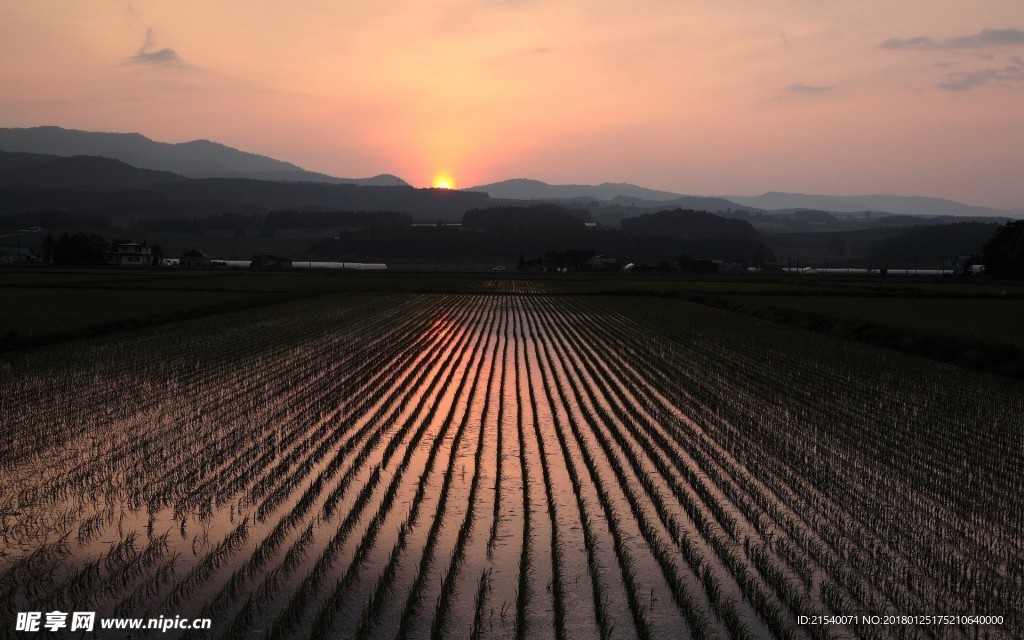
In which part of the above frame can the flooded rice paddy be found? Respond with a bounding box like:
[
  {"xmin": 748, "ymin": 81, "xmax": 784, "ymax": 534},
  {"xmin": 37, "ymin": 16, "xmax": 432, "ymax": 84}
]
[{"xmin": 1, "ymin": 289, "xmax": 1021, "ymax": 639}]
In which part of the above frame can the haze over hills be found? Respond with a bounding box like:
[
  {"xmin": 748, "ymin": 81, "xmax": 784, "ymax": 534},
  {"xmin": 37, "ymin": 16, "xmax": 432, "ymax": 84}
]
[
  {"xmin": 470, "ymin": 178, "xmax": 1019, "ymax": 218},
  {"xmin": 470, "ymin": 178, "xmax": 744, "ymax": 213},
  {"xmin": 0, "ymin": 148, "xmax": 1005, "ymax": 268},
  {"xmin": 722, "ymin": 192, "xmax": 1013, "ymax": 218},
  {"xmin": 467, "ymin": 178, "xmax": 686, "ymax": 202},
  {"xmin": 0, "ymin": 126, "xmax": 408, "ymax": 187}
]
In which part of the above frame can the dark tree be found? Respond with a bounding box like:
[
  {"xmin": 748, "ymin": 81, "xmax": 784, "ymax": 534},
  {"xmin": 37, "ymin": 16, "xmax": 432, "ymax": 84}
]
[
  {"xmin": 266, "ymin": 210, "xmax": 410, "ymax": 229},
  {"xmin": 982, "ymin": 220, "xmax": 1024, "ymax": 279},
  {"xmin": 39, "ymin": 233, "xmax": 56, "ymax": 262},
  {"xmin": 52, "ymin": 232, "xmax": 108, "ymax": 265}
]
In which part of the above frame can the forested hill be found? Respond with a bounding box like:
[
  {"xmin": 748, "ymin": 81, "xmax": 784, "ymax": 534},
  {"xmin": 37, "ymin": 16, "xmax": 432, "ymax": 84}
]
[
  {"xmin": 462, "ymin": 204, "xmax": 590, "ymax": 229},
  {"xmin": 621, "ymin": 209, "xmax": 758, "ymax": 239},
  {"xmin": 0, "ymin": 153, "xmax": 185, "ymax": 190},
  {"xmin": 868, "ymin": 221, "xmax": 1001, "ymax": 260}
]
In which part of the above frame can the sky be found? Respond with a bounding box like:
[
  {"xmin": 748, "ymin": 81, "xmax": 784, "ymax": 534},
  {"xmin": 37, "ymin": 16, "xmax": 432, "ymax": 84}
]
[{"xmin": 1, "ymin": 1, "xmax": 1023, "ymax": 208}]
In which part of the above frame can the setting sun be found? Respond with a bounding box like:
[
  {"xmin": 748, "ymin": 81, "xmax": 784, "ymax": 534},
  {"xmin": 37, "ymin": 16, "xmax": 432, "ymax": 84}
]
[{"xmin": 432, "ymin": 173, "xmax": 456, "ymax": 190}]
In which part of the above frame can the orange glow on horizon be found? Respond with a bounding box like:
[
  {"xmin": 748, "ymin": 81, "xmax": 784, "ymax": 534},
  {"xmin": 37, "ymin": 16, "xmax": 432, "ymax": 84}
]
[
  {"xmin": 3, "ymin": 3, "xmax": 1021, "ymax": 208},
  {"xmin": 432, "ymin": 172, "xmax": 456, "ymax": 189}
]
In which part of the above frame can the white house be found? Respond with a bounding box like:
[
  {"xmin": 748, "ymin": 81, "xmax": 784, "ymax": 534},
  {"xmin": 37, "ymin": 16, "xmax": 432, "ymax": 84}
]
[{"xmin": 106, "ymin": 243, "xmax": 152, "ymax": 267}]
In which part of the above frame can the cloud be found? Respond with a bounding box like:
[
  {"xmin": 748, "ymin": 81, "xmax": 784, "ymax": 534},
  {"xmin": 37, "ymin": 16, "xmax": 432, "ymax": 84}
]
[
  {"xmin": 783, "ymin": 83, "xmax": 832, "ymax": 94},
  {"xmin": 127, "ymin": 28, "xmax": 182, "ymax": 66},
  {"xmin": 774, "ymin": 83, "xmax": 833, "ymax": 100},
  {"xmin": 882, "ymin": 36, "xmax": 938, "ymax": 50},
  {"xmin": 949, "ymin": 28, "xmax": 1024, "ymax": 48},
  {"xmin": 882, "ymin": 28, "xmax": 1024, "ymax": 50},
  {"xmin": 937, "ymin": 58, "xmax": 1024, "ymax": 91}
]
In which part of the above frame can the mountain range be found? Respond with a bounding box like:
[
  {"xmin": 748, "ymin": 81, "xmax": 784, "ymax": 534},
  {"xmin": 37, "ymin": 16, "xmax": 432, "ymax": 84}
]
[
  {"xmin": 0, "ymin": 126, "xmax": 408, "ymax": 186},
  {"xmin": 0, "ymin": 151, "xmax": 488, "ymax": 221},
  {"xmin": 0, "ymin": 126, "xmax": 1018, "ymax": 219}
]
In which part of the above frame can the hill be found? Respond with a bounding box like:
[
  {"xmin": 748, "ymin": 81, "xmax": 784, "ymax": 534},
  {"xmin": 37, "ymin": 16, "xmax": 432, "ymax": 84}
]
[
  {"xmin": 0, "ymin": 153, "xmax": 185, "ymax": 190},
  {"xmin": 468, "ymin": 178, "xmax": 688, "ymax": 202},
  {"xmin": 867, "ymin": 222, "xmax": 1000, "ymax": 261},
  {"xmin": 462, "ymin": 204, "xmax": 589, "ymax": 230},
  {"xmin": 724, "ymin": 191, "xmax": 1011, "ymax": 217},
  {"xmin": 0, "ymin": 126, "xmax": 408, "ymax": 186},
  {"xmin": 0, "ymin": 151, "xmax": 489, "ymax": 222},
  {"xmin": 621, "ymin": 209, "xmax": 758, "ymax": 240},
  {"xmin": 611, "ymin": 194, "xmax": 751, "ymax": 212}
]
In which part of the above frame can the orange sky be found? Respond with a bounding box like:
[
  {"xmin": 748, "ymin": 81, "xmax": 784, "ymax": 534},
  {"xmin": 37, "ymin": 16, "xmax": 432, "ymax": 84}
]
[{"xmin": 1, "ymin": 1, "xmax": 1023, "ymax": 207}]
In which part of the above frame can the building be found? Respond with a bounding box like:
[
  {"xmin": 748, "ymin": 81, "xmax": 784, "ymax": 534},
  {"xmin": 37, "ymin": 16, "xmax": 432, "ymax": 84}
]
[
  {"xmin": 624, "ymin": 257, "xmax": 679, "ymax": 273},
  {"xmin": 0, "ymin": 246, "xmax": 33, "ymax": 264},
  {"xmin": 544, "ymin": 249, "xmax": 596, "ymax": 272},
  {"xmin": 519, "ymin": 256, "xmax": 545, "ymax": 273},
  {"xmin": 587, "ymin": 255, "xmax": 622, "ymax": 273},
  {"xmin": 952, "ymin": 255, "xmax": 982, "ymax": 276},
  {"xmin": 106, "ymin": 243, "xmax": 152, "ymax": 267},
  {"xmin": 250, "ymin": 254, "xmax": 292, "ymax": 269},
  {"xmin": 180, "ymin": 249, "xmax": 212, "ymax": 268}
]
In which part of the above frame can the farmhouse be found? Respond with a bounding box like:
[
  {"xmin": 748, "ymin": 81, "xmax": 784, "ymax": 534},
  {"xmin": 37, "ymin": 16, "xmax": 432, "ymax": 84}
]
[
  {"xmin": 180, "ymin": 248, "xmax": 212, "ymax": 268},
  {"xmin": 0, "ymin": 246, "xmax": 33, "ymax": 264},
  {"xmin": 106, "ymin": 243, "xmax": 152, "ymax": 267}
]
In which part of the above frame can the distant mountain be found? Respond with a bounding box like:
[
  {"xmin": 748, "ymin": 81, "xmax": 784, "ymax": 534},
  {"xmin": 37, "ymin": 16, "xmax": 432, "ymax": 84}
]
[
  {"xmin": 0, "ymin": 150, "xmax": 490, "ymax": 221},
  {"xmin": 0, "ymin": 126, "xmax": 409, "ymax": 186},
  {"xmin": 147, "ymin": 179, "xmax": 489, "ymax": 220},
  {"xmin": 611, "ymin": 194, "xmax": 750, "ymax": 212},
  {"xmin": 723, "ymin": 192, "xmax": 1011, "ymax": 217},
  {"xmin": 0, "ymin": 151, "xmax": 56, "ymax": 174},
  {"xmin": 0, "ymin": 152, "xmax": 185, "ymax": 190},
  {"xmin": 468, "ymin": 179, "xmax": 687, "ymax": 202}
]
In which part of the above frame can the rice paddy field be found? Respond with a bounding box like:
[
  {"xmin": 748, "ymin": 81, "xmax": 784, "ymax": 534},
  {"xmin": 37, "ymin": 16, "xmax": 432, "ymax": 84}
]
[
  {"xmin": 714, "ymin": 295, "xmax": 1024, "ymax": 349},
  {"xmin": 1, "ymin": 271, "xmax": 1021, "ymax": 639}
]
